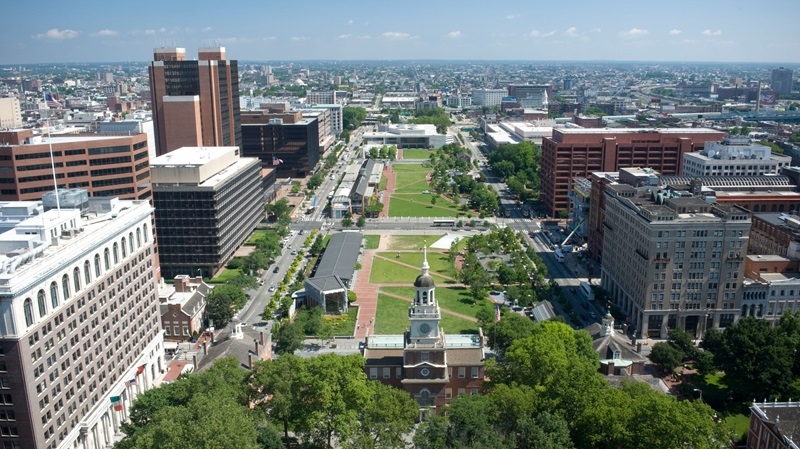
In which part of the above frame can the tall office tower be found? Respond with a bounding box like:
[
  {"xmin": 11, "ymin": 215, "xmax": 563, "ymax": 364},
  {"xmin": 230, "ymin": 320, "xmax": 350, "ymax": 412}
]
[
  {"xmin": 148, "ymin": 47, "xmax": 241, "ymax": 156},
  {"xmin": 0, "ymin": 195, "xmax": 164, "ymax": 449},
  {"xmin": 540, "ymin": 128, "xmax": 726, "ymax": 216},
  {"xmin": 0, "ymin": 97, "xmax": 23, "ymax": 129},
  {"xmin": 601, "ymin": 184, "xmax": 750, "ymax": 339},
  {"xmin": 771, "ymin": 67, "xmax": 794, "ymax": 96},
  {"xmin": 240, "ymin": 109, "xmax": 320, "ymax": 177},
  {"xmin": 0, "ymin": 130, "xmax": 152, "ymax": 201},
  {"xmin": 150, "ymin": 146, "xmax": 265, "ymax": 279}
]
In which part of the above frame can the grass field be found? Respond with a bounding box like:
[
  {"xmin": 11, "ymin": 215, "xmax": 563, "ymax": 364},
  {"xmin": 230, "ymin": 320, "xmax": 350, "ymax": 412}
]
[
  {"xmin": 370, "ymin": 257, "xmax": 451, "ymax": 284},
  {"xmin": 375, "ymin": 294, "xmax": 478, "ymax": 335},
  {"xmin": 377, "ymin": 251, "xmax": 454, "ymax": 277},
  {"xmin": 363, "ymin": 235, "xmax": 381, "ymax": 249},
  {"xmin": 402, "ymin": 149, "xmax": 435, "ymax": 160},
  {"xmin": 388, "ymin": 196, "xmax": 464, "ymax": 217},
  {"xmin": 380, "ymin": 286, "xmax": 481, "ymax": 318},
  {"xmin": 392, "ymin": 163, "xmax": 429, "ymax": 172},
  {"xmin": 246, "ymin": 229, "xmax": 277, "ymax": 245},
  {"xmin": 326, "ymin": 307, "xmax": 358, "ymax": 336},
  {"xmin": 384, "ymin": 234, "xmax": 445, "ymax": 250},
  {"xmin": 209, "ymin": 268, "xmax": 242, "ymax": 284}
]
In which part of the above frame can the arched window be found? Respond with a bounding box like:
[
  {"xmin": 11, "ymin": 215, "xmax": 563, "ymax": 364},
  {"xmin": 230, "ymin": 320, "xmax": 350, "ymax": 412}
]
[
  {"xmin": 128, "ymin": 232, "xmax": 134, "ymax": 253},
  {"xmin": 143, "ymin": 224, "xmax": 148, "ymax": 242},
  {"xmin": 37, "ymin": 290, "xmax": 47, "ymax": 318},
  {"xmin": 113, "ymin": 243, "xmax": 119, "ymax": 264},
  {"xmin": 50, "ymin": 282, "xmax": 59, "ymax": 309},
  {"xmin": 121, "ymin": 238, "xmax": 127, "ymax": 258},
  {"xmin": 23, "ymin": 298, "xmax": 33, "ymax": 327},
  {"xmin": 72, "ymin": 267, "xmax": 81, "ymax": 294},
  {"xmin": 62, "ymin": 274, "xmax": 70, "ymax": 301},
  {"xmin": 104, "ymin": 248, "xmax": 110, "ymax": 270},
  {"xmin": 94, "ymin": 254, "xmax": 101, "ymax": 277},
  {"xmin": 84, "ymin": 261, "xmax": 91, "ymax": 285},
  {"xmin": 136, "ymin": 229, "xmax": 142, "ymax": 248}
]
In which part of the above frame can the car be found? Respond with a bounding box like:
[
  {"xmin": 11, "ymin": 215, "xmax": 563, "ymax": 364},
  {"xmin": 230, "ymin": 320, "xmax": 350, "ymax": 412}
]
[
  {"xmin": 291, "ymin": 250, "xmax": 298, "ymax": 255},
  {"xmin": 268, "ymin": 285, "xmax": 276, "ymax": 292},
  {"xmin": 421, "ymin": 190, "xmax": 431, "ymax": 194},
  {"xmin": 273, "ymin": 266, "xmax": 280, "ymax": 273},
  {"xmin": 299, "ymin": 229, "xmax": 305, "ymax": 235}
]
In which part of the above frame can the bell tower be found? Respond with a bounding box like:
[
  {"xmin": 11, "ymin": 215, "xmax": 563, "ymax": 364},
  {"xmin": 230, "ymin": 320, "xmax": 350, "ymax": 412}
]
[{"xmin": 409, "ymin": 246, "xmax": 441, "ymax": 342}]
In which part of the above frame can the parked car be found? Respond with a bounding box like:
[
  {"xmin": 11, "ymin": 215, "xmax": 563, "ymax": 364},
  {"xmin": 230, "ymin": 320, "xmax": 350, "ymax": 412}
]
[
  {"xmin": 273, "ymin": 266, "xmax": 280, "ymax": 273},
  {"xmin": 291, "ymin": 250, "xmax": 298, "ymax": 255},
  {"xmin": 268, "ymin": 284, "xmax": 276, "ymax": 292}
]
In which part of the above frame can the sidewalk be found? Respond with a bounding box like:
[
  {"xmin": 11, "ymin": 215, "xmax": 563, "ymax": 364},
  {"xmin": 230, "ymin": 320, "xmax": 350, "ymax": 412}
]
[
  {"xmin": 353, "ymin": 249, "xmax": 379, "ymax": 338},
  {"xmin": 379, "ymin": 166, "xmax": 396, "ymax": 218}
]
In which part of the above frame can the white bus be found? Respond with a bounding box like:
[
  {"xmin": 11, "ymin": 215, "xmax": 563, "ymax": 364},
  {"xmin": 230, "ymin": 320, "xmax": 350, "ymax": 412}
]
[
  {"xmin": 580, "ymin": 281, "xmax": 595, "ymax": 301},
  {"xmin": 554, "ymin": 249, "xmax": 565, "ymax": 263}
]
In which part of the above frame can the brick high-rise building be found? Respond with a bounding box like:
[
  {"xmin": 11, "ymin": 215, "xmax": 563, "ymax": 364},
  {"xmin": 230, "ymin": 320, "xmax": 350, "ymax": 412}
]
[
  {"xmin": 148, "ymin": 47, "xmax": 241, "ymax": 156},
  {"xmin": 541, "ymin": 128, "xmax": 726, "ymax": 216},
  {"xmin": 0, "ymin": 197, "xmax": 164, "ymax": 449},
  {"xmin": 0, "ymin": 130, "xmax": 151, "ymax": 201}
]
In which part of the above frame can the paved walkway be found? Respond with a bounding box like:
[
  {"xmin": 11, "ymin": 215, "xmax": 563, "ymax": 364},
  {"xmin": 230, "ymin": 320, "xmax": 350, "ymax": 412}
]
[
  {"xmin": 379, "ymin": 166, "xmax": 396, "ymax": 218},
  {"xmin": 353, "ymin": 249, "xmax": 379, "ymax": 338},
  {"xmin": 396, "ymin": 148, "xmax": 403, "ymax": 159}
]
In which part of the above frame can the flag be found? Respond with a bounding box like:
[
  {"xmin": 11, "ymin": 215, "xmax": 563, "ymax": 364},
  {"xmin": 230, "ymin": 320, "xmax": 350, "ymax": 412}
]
[
  {"xmin": 495, "ymin": 304, "xmax": 501, "ymax": 323},
  {"xmin": 126, "ymin": 378, "xmax": 137, "ymax": 386},
  {"xmin": 45, "ymin": 93, "xmax": 62, "ymax": 108},
  {"xmin": 114, "ymin": 404, "xmax": 124, "ymax": 411},
  {"xmin": 110, "ymin": 395, "xmax": 121, "ymax": 404},
  {"xmin": 272, "ymin": 156, "xmax": 284, "ymax": 166},
  {"xmin": 136, "ymin": 365, "xmax": 145, "ymax": 376}
]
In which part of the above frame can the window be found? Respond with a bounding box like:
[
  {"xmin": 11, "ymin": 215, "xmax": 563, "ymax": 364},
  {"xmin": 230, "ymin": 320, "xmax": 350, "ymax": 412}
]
[
  {"xmin": 395, "ymin": 367, "xmax": 401, "ymax": 378},
  {"xmin": 94, "ymin": 254, "xmax": 101, "ymax": 277},
  {"xmin": 136, "ymin": 229, "xmax": 141, "ymax": 248},
  {"xmin": 471, "ymin": 367, "xmax": 479, "ymax": 378},
  {"xmin": 37, "ymin": 290, "xmax": 47, "ymax": 318},
  {"xmin": 61, "ymin": 274, "xmax": 70, "ymax": 301},
  {"xmin": 182, "ymin": 326, "xmax": 189, "ymax": 336},
  {"xmin": 369, "ymin": 368, "xmax": 378, "ymax": 379},
  {"xmin": 383, "ymin": 367, "xmax": 390, "ymax": 379},
  {"xmin": 84, "ymin": 261, "xmax": 91, "ymax": 285},
  {"xmin": 72, "ymin": 268, "xmax": 81, "ymax": 293},
  {"xmin": 50, "ymin": 282, "xmax": 59, "ymax": 309},
  {"xmin": 104, "ymin": 249, "xmax": 110, "ymax": 270},
  {"xmin": 458, "ymin": 367, "xmax": 465, "ymax": 378},
  {"xmin": 113, "ymin": 244, "xmax": 119, "ymax": 264},
  {"xmin": 128, "ymin": 232, "xmax": 134, "ymax": 253},
  {"xmin": 421, "ymin": 352, "xmax": 429, "ymax": 362},
  {"xmin": 121, "ymin": 238, "xmax": 127, "ymax": 258},
  {"xmin": 24, "ymin": 298, "xmax": 33, "ymax": 327},
  {"xmin": 445, "ymin": 388, "xmax": 452, "ymax": 399},
  {"xmin": 143, "ymin": 224, "xmax": 148, "ymax": 242}
]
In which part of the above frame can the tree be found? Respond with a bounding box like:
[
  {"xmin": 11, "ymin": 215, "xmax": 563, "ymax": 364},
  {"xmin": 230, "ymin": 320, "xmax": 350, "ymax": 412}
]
[
  {"xmin": 517, "ymin": 412, "xmax": 575, "ymax": 449},
  {"xmin": 341, "ymin": 215, "xmax": 353, "ymax": 228},
  {"xmin": 413, "ymin": 414, "xmax": 449, "ymax": 449},
  {"xmin": 243, "ymin": 250, "xmax": 271, "ymax": 274},
  {"xmin": 350, "ymin": 382, "xmax": 418, "ymax": 449},
  {"xmin": 369, "ymin": 147, "xmax": 379, "ymax": 159},
  {"xmin": 496, "ymin": 264, "xmax": 516, "ymax": 287},
  {"xmin": 430, "ymin": 195, "xmax": 438, "ymax": 205},
  {"xmin": 226, "ymin": 273, "xmax": 259, "ymax": 290},
  {"xmin": 649, "ymin": 342, "xmax": 683, "ymax": 372},
  {"xmin": 266, "ymin": 199, "xmax": 291, "ymax": 224},
  {"xmin": 310, "ymin": 235, "xmax": 325, "ymax": 256},
  {"xmin": 343, "ymin": 107, "xmax": 367, "ymax": 130},
  {"xmin": 250, "ymin": 355, "xmax": 307, "ymax": 439},
  {"xmin": 446, "ymin": 394, "xmax": 512, "ymax": 448},
  {"xmin": 272, "ymin": 321, "xmax": 304, "ymax": 356},
  {"xmin": 206, "ymin": 285, "xmax": 247, "ymax": 328},
  {"xmin": 307, "ymin": 173, "xmax": 323, "ymax": 191},
  {"xmin": 256, "ymin": 426, "xmax": 285, "ymax": 449},
  {"xmin": 489, "ymin": 313, "xmax": 539, "ymax": 354},
  {"xmin": 667, "ymin": 328, "xmax": 696, "ymax": 360},
  {"xmin": 461, "ymin": 251, "xmax": 489, "ymax": 301},
  {"xmin": 356, "ymin": 215, "xmax": 366, "ymax": 228}
]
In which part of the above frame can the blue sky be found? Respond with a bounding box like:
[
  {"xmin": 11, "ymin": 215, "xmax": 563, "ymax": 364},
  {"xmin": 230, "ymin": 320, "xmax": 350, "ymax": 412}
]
[{"xmin": 2, "ymin": 0, "xmax": 798, "ymax": 64}]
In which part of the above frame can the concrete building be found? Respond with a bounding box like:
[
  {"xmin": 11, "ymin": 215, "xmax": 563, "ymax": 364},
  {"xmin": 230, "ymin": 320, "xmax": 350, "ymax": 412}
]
[
  {"xmin": 749, "ymin": 213, "xmax": 800, "ymax": 259},
  {"xmin": 507, "ymin": 84, "xmax": 552, "ymax": 108},
  {"xmin": 363, "ymin": 247, "xmax": 485, "ymax": 411},
  {"xmin": 541, "ymin": 128, "xmax": 726, "ymax": 216},
  {"xmin": 240, "ymin": 109, "xmax": 321, "ymax": 177},
  {"xmin": 150, "ymin": 146, "xmax": 265, "ymax": 279},
  {"xmin": 771, "ymin": 67, "xmax": 794, "ymax": 97},
  {"xmin": 304, "ymin": 232, "xmax": 362, "ymax": 314},
  {"xmin": 0, "ymin": 197, "xmax": 164, "ymax": 449},
  {"xmin": 301, "ymin": 103, "xmax": 343, "ymax": 136},
  {"xmin": 601, "ymin": 184, "xmax": 750, "ymax": 338},
  {"xmin": 471, "ymin": 89, "xmax": 506, "ymax": 107},
  {"xmin": 742, "ymin": 256, "xmax": 800, "ymax": 324},
  {"xmin": 747, "ymin": 400, "xmax": 800, "ymax": 449},
  {"xmin": 363, "ymin": 124, "xmax": 448, "ymax": 149},
  {"xmin": 659, "ymin": 175, "xmax": 800, "ymax": 215},
  {"xmin": 158, "ymin": 275, "xmax": 210, "ymax": 341},
  {"xmin": 0, "ymin": 97, "xmax": 22, "ymax": 129},
  {"xmin": 148, "ymin": 47, "xmax": 241, "ymax": 156},
  {"xmin": 306, "ymin": 91, "xmax": 338, "ymax": 105},
  {"xmin": 569, "ymin": 177, "xmax": 592, "ymax": 241},
  {"xmin": 98, "ymin": 113, "xmax": 157, "ymax": 161},
  {"xmin": 301, "ymin": 108, "xmax": 334, "ymax": 153},
  {"xmin": 0, "ymin": 129, "xmax": 151, "ymax": 201},
  {"xmin": 682, "ymin": 137, "xmax": 791, "ymax": 177}
]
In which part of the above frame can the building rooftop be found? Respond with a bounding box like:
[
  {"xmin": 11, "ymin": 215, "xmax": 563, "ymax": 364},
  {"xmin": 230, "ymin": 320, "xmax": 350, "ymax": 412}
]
[
  {"xmin": 313, "ymin": 232, "xmax": 362, "ymax": 281},
  {"xmin": 554, "ymin": 127, "xmax": 721, "ymax": 135},
  {"xmin": 151, "ymin": 146, "xmax": 260, "ymax": 189}
]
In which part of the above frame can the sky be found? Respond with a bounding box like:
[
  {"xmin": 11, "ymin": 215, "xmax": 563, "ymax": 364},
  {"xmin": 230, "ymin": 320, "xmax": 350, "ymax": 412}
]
[{"xmin": 2, "ymin": 0, "xmax": 799, "ymax": 64}]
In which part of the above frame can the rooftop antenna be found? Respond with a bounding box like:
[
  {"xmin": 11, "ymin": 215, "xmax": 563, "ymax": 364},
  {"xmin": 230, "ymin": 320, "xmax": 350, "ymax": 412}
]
[{"xmin": 45, "ymin": 89, "xmax": 61, "ymax": 212}]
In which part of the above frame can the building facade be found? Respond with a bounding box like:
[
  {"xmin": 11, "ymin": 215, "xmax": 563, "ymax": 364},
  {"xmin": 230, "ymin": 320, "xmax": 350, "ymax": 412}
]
[
  {"xmin": 0, "ymin": 98, "xmax": 22, "ymax": 129},
  {"xmin": 747, "ymin": 401, "xmax": 800, "ymax": 449},
  {"xmin": 682, "ymin": 137, "xmax": 791, "ymax": 177},
  {"xmin": 541, "ymin": 128, "xmax": 726, "ymax": 216},
  {"xmin": 472, "ymin": 89, "xmax": 506, "ymax": 107},
  {"xmin": 306, "ymin": 91, "xmax": 337, "ymax": 105},
  {"xmin": 771, "ymin": 67, "xmax": 794, "ymax": 97},
  {"xmin": 159, "ymin": 275, "xmax": 210, "ymax": 341},
  {"xmin": 0, "ymin": 198, "xmax": 164, "ymax": 449},
  {"xmin": 0, "ymin": 130, "xmax": 151, "ymax": 201},
  {"xmin": 363, "ymin": 247, "xmax": 485, "ymax": 411},
  {"xmin": 362, "ymin": 124, "xmax": 448, "ymax": 149},
  {"xmin": 601, "ymin": 184, "xmax": 750, "ymax": 338},
  {"xmin": 148, "ymin": 47, "xmax": 241, "ymax": 156},
  {"xmin": 240, "ymin": 110, "xmax": 321, "ymax": 178},
  {"xmin": 151, "ymin": 146, "xmax": 265, "ymax": 279}
]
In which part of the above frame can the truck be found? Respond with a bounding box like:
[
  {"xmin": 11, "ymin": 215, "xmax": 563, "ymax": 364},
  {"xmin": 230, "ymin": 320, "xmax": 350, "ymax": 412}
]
[
  {"xmin": 561, "ymin": 244, "xmax": 574, "ymax": 253},
  {"xmin": 555, "ymin": 249, "xmax": 565, "ymax": 263}
]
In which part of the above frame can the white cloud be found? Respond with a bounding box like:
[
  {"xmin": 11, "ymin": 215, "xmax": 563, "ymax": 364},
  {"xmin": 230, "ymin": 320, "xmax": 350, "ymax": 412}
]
[
  {"xmin": 447, "ymin": 31, "xmax": 461, "ymax": 39},
  {"xmin": 91, "ymin": 29, "xmax": 118, "ymax": 37},
  {"xmin": 35, "ymin": 28, "xmax": 79, "ymax": 40},
  {"xmin": 668, "ymin": 29, "xmax": 682, "ymax": 35},
  {"xmin": 589, "ymin": 28, "xmax": 602, "ymax": 33},
  {"xmin": 565, "ymin": 27, "xmax": 580, "ymax": 37},
  {"xmin": 216, "ymin": 37, "xmax": 250, "ymax": 44},
  {"xmin": 505, "ymin": 13, "xmax": 519, "ymax": 19},
  {"xmin": 381, "ymin": 31, "xmax": 413, "ymax": 40},
  {"xmin": 290, "ymin": 36, "xmax": 309, "ymax": 41},
  {"xmin": 619, "ymin": 28, "xmax": 649, "ymax": 38},
  {"xmin": 702, "ymin": 29, "xmax": 722, "ymax": 36},
  {"xmin": 529, "ymin": 30, "xmax": 556, "ymax": 38},
  {"xmin": 347, "ymin": 19, "xmax": 354, "ymax": 25},
  {"xmin": 203, "ymin": 27, "xmax": 213, "ymax": 32},
  {"xmin": 262, "ymin": 36, "xmax": 277, "ymax": 41},
  {"xmin": 338, "ymin": 34, "xmax": 352, "ymax": 40}
]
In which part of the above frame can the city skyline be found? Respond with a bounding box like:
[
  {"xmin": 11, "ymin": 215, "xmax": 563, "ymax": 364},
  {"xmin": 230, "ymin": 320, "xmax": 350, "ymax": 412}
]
[{"xmin": 2, "ymin": 0, "xmax": 799, "ymax": 64}]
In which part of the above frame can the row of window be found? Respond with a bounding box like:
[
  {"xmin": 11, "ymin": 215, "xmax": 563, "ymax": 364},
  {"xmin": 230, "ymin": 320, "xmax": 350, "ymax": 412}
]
[{"xmin": 368, "ymin": 366, "xmax": 480, "ymax": 379}]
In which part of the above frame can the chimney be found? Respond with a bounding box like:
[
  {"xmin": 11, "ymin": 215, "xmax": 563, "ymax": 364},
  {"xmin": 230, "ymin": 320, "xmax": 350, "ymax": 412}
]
[
  {"xmin": 202, "ymin": 342, "xmax": 207, "ymax": 355},
  {"xmin": 248, "ymin": 354, "xmax": 253, "ymax": 369},
  {"xmin": 255, "ymin": 341, "xmax": 260, "ymax": 356},
  {"xmin": 192, "ymin": 354, "xmax": 198, "ymax": 371},
  {"xmin": 260, "ymin": 331, "xmax": 265, "ymax": 346}
]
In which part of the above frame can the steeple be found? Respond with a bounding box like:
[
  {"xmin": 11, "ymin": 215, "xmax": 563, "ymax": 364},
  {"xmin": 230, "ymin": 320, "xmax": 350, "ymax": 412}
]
[
  {"xmin": 600, "ymin": 305, "xmax": 614, "ymax": 337},
  {"xmin": 421, "ymin": 245, "xmax": 430, "ymax": 277}
]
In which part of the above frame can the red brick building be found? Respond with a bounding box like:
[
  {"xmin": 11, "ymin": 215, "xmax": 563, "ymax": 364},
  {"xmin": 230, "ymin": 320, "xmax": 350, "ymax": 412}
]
[
  {"xmin": 747, "ymin": 401, "xmax": 800, "ymax": 449},
  {"xmin": 0, "ymin": 129, "xmax": 151, "ymax": 201},
  {"xmin": 363, "ymin": 248, "xmax": 485, "ymax": 412},
  {"xmin": 541, "ymin": 128, "xmax": 726, "ymax": 216}
]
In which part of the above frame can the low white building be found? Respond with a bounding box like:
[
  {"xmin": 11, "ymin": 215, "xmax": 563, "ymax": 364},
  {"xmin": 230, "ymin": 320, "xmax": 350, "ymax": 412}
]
[
  {"xmin": 682, "ymin": 136, "xmax": 792, "ymax": 177},
  {"xmin": 472, "ymin": 89, "xmax": 506, "ymax": 107},
  {"xmin": 363, "ymin": 124, "xmax": 448, "ymax": 149}
]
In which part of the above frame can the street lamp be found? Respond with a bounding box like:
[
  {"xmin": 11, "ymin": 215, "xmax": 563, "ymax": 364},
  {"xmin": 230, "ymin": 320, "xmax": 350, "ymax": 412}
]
[{"xmin": 693, "ymin": 388, "xmax": 703, "ymax": 402}]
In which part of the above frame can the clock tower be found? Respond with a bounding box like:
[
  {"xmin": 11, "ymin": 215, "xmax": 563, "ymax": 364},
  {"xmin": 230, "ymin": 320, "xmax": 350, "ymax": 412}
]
[{"xmin": 409, "ymin": 246, "xmax": 441, "ymax": 343}]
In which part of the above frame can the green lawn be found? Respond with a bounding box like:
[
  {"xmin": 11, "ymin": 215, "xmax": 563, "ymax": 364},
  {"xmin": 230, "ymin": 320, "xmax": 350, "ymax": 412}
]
[
  {"xmin": 388, "ymin": 196, "xmax": 464, "ymax": 218},
  {"xmin": 246, "ymin": 229, "xmax": 277, "ymax": 245},
  {"xmin": 375, "ymin": 294, "xmax": 478, "ymax": 335},
  {"xmin": 393, "ymin": 179, "xmax": 430, "ymax": 194},
  {"xmin": 380, "ymin": 286, "xmax": 482, "ymax": 318},
  {"xmin": 394, "ymin": 193, "xmax": 461, "ymax": 207},
  {"xmin": 392, "ymin": 163, "xmax": 428, "ymax": 172},
  {"xmin": 385, "ymin": 234, "xmax": 445, "ymax": 250},
  {"xmin": 209, "ymin": 268, "xmax": 242, "ymax": 284},
  {"xmin": 724, "ymin": 413, "xmax": 750, "ymax": 442},
  {"xmin": 370, "ymin": 257, "xmax": 451, "ymax": 284},
  {"xmin": 363, "ymin": 235, "xmax": 381, "ymax": 249},
  {"xmin": 402, "ymin": 149, "xmax": 435, "ymax": 160},
  {"xmin": 377, "ymin": 251, "xmax": 454, "ymax": 278},
  {"xmin": 326, "ymin": 307, "xmax": 358, "ymax": 336}
]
